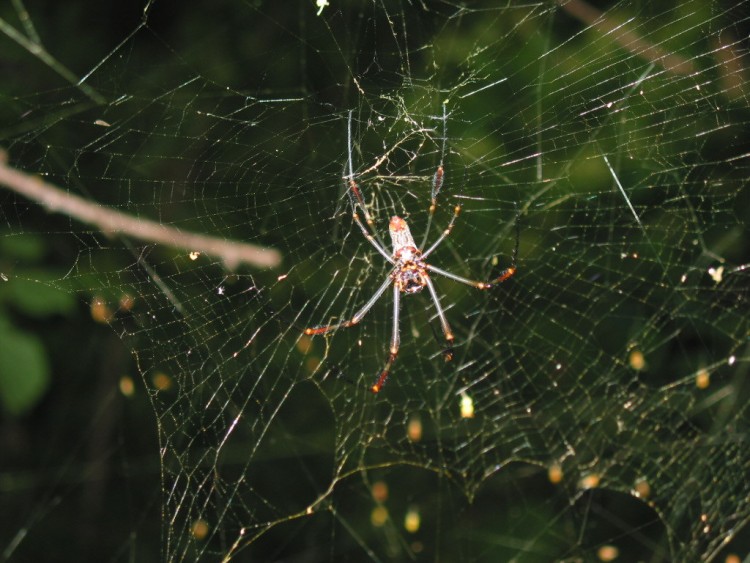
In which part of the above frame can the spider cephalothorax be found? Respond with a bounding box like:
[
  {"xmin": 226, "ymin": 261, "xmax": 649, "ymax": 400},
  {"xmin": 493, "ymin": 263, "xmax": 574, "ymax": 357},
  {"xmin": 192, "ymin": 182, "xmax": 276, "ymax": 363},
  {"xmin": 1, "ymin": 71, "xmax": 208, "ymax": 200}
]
[{"xmin": 304, "ymin": 112, "xmax": 518, "ymax": 393}]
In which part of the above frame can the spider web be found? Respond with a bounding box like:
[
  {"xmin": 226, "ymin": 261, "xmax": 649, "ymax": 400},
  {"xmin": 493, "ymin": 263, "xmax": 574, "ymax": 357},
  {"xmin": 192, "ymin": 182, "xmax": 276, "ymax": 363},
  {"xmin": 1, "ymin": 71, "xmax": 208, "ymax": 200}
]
[{"xmin": 1, "ymin": 0, "xmax": 750, "ymax": 560}]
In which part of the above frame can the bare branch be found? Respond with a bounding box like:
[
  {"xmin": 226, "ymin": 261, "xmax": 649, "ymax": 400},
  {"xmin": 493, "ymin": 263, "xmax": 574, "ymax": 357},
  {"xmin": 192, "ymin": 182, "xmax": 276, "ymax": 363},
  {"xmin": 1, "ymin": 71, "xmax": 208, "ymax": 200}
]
[
  {"xmin": 0, "ymin": 153, "xmax": 282, "ymax": 270},
  {"xmin": 558, "ymin": 0, "xmax": 695, "ymax": 76}
]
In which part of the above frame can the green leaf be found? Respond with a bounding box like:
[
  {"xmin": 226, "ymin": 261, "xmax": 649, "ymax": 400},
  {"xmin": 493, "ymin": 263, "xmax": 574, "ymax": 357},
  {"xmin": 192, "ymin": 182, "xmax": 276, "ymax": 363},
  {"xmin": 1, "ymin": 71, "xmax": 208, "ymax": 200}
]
[
  {"xmin": 0, "ymin": 274, "xmax": 77, "ymax": 317},
  {"xmin": 0, "ymin": 324, "xmax": 51, "ymax": 416},
  {"xmin": 0, "ymin": 233, "xmax": 47, "ymax": 261}
]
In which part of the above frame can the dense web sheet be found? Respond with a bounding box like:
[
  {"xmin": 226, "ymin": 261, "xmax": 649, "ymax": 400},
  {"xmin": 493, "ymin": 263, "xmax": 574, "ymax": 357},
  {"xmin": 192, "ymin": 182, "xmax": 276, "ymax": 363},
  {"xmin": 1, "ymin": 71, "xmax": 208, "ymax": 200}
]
[{"xmin": 1, "ymin": 0, "xmax": 750, "ymax": 560}]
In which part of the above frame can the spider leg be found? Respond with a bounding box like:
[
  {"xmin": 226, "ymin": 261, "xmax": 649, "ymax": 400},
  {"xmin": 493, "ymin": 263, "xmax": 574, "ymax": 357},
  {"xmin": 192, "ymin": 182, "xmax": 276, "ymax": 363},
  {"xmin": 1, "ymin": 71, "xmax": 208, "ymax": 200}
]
[
  {"xmin": 420, "ymin": 105, "xmax": 449, "ymax": 249},
  {"xmin": 430, "ymin": 165, "xmax": 445, "ymax": 215},
  {"xmin": 344, "ymin": 111, "xmax": 393, "ymax": 263},
  {"xmin": 424, "ymin": 277, "xmax": 455, "ymax": 361},
  {"xmin": 371, "ymin": 284, "xmax": 401, "ymax": 393},
  {"xmin": 304, "ymin": 273, "xmax": 394, "ymax": 335},
  {"xmin": 348, "ymin": 179, "xmax": 395, "ymax": 264},
  {"xmin": 427, "ymin": 264, "xmax": 516, "ymax": 289},
  {"xmin": 347, "ymin": 178, "xmax": 374, "ymax": 223},
  {"xmin": 427, "ymin": 263, "xmax": 517, "ymax": 289},
  {"xmin": 425, "ymin": 213, "xmax": 519, "ymax": 288},
  {"xmin": 421, "ymin": 202, "xmax": 461, "ymax": 259},
  {"xmin": 419, "ymin": 165, "xmax": 445, "ymax": 250}
]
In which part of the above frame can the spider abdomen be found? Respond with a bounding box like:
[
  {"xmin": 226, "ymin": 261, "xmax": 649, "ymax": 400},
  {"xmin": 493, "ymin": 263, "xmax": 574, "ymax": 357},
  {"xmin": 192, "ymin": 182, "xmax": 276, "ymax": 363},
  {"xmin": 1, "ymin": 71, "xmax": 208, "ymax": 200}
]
[
  {"xmin": 389, "ymin": 216, "xmax": 417, "ymax": 253},
  {"xmin": 393, "ymin": 260, "xmax": 429, "ymax": 294}
]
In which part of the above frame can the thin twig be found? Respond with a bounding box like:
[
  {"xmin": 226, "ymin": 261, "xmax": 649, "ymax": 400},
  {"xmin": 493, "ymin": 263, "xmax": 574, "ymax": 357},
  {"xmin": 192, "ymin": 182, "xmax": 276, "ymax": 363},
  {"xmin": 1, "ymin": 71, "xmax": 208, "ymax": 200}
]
[
  {"xmin": 0, "ymin": 153, "xmax": 282, "ymax": 270},
  {"xmin": 0, "ymin": 16, "xmax": 106, "ymax": 104},
  {"xmin": 558, "ymin": 0, "xmax": 695, "ymax": 76}
]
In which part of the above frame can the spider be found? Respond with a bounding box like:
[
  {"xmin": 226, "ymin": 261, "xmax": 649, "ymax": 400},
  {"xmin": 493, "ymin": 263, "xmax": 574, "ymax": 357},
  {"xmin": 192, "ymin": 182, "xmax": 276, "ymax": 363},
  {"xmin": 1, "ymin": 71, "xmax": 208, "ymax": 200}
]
[{"xmin": 305, "ymin": 120, "xmax": 518, "ymax": 393}]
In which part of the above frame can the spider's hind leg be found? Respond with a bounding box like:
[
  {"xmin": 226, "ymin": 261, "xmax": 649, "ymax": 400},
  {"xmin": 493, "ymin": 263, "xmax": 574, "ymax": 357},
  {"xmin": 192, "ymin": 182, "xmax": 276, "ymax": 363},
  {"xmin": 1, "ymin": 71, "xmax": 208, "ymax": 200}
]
[
  {"xmin": 424, "ymin": 277, "xmax": 455, "ymax": 361},
  {"xmin": 371, "ymin": 285, "xmax": 401, "ymax": 393}
]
